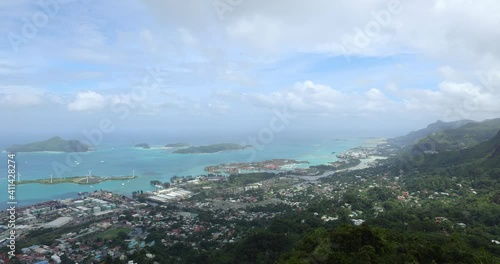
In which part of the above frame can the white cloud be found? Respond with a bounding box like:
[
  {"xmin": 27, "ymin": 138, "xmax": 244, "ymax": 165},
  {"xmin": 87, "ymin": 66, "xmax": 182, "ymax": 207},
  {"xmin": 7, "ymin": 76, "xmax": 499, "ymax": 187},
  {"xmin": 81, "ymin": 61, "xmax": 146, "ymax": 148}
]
[
  {"xmin": 141, "ymin": 0, "xmax": 500, "ymax": 68},
  {"xmin": 67, "ymin": 91, "xmax": 107, "ymax": 112},
  {"xmin": 217, "ymin": 80, "xmax": 393, "ymax": 115},
  {"xmin": 3, "ymin": 0, "xmax": 500, "ymax": 133},
  {"xmin": 400, "ymin": 81, "xmax": 500, "ymax": 121},
  {"xmin": 177, "ymin": 28, "xmax": 198, "ymax": 47},
  {"xmin": 140, "ymin": 29, "xmax": 160, "ymax": 53},
  {"xmin": 359, "ymin": 88, "xmax": 392, "ymax": 111},
  {"xmin": 216, "ymin": 78, "xmax": 500, "ymax": 122},
  {"xmin": 0, "ymin": 93, "xmax": 43, "ymax": 107},
  {"xmin": 0, "ymin": 85, "xmax": 63, "ymax": 108},
  {"xmin": 438, "ymin": 66, "xmax": 457, "ymax": 80}
]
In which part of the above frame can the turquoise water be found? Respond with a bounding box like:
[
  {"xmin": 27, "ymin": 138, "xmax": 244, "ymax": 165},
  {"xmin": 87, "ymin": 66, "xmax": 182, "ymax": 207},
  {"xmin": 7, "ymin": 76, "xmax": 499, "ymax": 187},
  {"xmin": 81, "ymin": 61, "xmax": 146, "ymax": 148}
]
[{"xmin": 0, "ymin": 138, "xmax": 365, "ymax": 209}]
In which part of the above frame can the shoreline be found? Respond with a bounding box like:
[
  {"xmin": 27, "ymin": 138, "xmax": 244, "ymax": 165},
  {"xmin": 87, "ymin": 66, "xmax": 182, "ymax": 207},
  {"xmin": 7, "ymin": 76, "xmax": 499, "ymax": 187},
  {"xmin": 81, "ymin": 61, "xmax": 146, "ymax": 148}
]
[
  {"xmin": 17, "ymin": 175, "xmax": 137, "ymax": 185},
  {"xmin": 340, "ymin": 155, "xmax": 387, "ymax": 171},
  {"xmin": 0, "ymin": 138, "xmax": 374, "ymax": 208},
  {"xmin": 286, "ymin": 137, "xmax": 389, "ymax": 181},
  {"xmin": 288, "ymin": 154, "xmax": 386, "ymax": 181}
]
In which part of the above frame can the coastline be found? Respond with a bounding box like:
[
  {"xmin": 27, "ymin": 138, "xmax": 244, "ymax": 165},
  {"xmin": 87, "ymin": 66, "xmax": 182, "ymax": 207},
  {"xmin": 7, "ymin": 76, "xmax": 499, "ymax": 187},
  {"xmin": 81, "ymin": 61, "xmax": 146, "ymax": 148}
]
[
  {"xmin": 339, "ymin": 155, "xmax": 387, "ymax": 171},
  {"xmin": 17, "ymin": 175, "xmax": 137, "ymax": 185},
  {"xmin": 364, "ymin": 137, "xmax": 387, "ymax": 146},
  {"xmin": 286, "ymin": 138, "xmax": 388, "ymax": 181},
  {"xmin": 0, "ymin": 138, "xmax": 369, "ymax": 208},
  {"xmin": 9, "ymin": 150, "xmax": 66, "ymax": 154},
  {"xmin": 288, "ymin": 154, "xmax": 386, "ymax": 181}
]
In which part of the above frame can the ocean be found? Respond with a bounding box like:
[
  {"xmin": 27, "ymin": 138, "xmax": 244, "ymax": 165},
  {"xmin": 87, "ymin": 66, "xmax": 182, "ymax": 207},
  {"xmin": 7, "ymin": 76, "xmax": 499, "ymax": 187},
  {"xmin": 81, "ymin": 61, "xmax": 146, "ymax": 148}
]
[{"xmin": 0, "ymin": 137, "xmax": 368, "ymax": 210}]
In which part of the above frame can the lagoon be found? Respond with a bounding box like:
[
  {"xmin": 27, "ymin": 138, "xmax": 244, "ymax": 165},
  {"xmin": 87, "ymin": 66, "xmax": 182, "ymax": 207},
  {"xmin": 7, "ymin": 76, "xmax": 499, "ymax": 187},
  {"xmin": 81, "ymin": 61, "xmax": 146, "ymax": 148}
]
[{"xmin": 0, "ymin": 138, "xmax": 368, "ymax": 209}]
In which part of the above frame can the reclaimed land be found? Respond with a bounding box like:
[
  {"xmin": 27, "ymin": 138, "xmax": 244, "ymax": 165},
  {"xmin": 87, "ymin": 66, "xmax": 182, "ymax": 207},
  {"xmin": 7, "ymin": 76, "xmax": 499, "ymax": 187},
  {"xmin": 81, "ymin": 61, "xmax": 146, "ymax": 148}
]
[{"xmin": 17, "ymin": 175, "xmax": 137, "ymax": 185}]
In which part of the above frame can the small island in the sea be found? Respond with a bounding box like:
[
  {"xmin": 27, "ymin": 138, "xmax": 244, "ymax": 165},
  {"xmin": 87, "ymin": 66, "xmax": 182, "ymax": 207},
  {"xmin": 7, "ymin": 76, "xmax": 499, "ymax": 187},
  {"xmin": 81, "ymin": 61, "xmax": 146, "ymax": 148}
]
[
  {"xmin": 164, "ymin": 143, "xmax": 190, "ymax": 148},
  {"xmin": 173, "ymin": 143, "xmax": 251, "ymax": 154},
  {"xmin": 5, "ymin": 136, "xmax": 90, "ymax": 153},
  {"xmin": 18, "ymin": 175, "xmax": 137, "ymax": 185},
  {"xmin": 135, "ymin": 143, "xmax": 150, "ymax": 149}
]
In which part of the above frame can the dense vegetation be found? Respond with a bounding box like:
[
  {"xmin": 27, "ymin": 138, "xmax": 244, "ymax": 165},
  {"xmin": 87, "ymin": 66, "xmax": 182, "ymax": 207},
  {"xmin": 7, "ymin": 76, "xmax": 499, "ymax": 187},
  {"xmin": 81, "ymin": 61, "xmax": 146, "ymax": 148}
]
[
  {"xmin": 387, "ymin": 119, "xmax": 473, "ymax": 146},
  {"xmin": 181, "ymin": 128, "xmax": 499, "ymax": 263},
  {"xmin": 406, "ymin": 130, "xmax": 500, "ymax": 171},
  {"xmin": 120, "ymin": 142, "xmax": 500, "ymax": 264},
  {"xmin": 414, "ymin": 118, "xmax": 500, "ymax": 152},
  {"xmin": 6, "ymin": 136, "xmax": 90, "ymax": 153},
  {"xmin": 10, "ymin": 123, "xmax": 500, "ymax": 264}
]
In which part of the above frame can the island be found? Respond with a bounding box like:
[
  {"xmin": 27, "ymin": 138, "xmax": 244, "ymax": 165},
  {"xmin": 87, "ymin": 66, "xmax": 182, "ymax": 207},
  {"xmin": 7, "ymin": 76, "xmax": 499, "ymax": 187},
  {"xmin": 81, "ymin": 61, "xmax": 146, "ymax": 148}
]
[
  {"xmin": 5, "ymin": 136, "xmax": 90, "ymax": 153},
  {"xmin": 205, "ymin": 159, "xmax": 309, "ymax": 174},
  {"xmin": 164, "ymin": 143, "xmax": 190, "ymax": 148},
  {"xmin": 173, "ymin": 143, "xmax": 251, "ymax": 154},
  {"xmin": 134, "ymin": 143, "xmax": 150, "ymax": 149},
  {"xmin": 18, "ymin": 175, "xmax": 137, "ymax": 185}
]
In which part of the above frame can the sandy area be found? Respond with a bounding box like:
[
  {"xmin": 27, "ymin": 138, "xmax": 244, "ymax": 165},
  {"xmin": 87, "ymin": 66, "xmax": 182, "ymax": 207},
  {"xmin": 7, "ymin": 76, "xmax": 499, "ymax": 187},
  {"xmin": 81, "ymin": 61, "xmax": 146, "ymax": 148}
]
[{"xmin": 347, "ymin": 155, "xmax": 387, "ymax": 170}]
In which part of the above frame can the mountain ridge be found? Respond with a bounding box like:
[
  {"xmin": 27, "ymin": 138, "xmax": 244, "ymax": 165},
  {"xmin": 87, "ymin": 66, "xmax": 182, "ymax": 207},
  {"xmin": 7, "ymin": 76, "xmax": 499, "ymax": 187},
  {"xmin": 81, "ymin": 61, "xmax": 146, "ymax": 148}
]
[
  {"xmin": 413, "ymin": 118, "xmax": 500, "ymax": 152},
  {"xmin": 387, "ymin": 119, "xmax": 474, "ymax": 147}
]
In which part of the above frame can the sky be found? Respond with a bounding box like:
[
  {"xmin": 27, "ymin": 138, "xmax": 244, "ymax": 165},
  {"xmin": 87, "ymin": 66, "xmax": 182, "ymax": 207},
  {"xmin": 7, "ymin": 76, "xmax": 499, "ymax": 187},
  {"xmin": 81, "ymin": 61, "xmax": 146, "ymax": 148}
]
[{"xmin": 1, "ymin": 0, "xmax": 500, "ymax": 144}]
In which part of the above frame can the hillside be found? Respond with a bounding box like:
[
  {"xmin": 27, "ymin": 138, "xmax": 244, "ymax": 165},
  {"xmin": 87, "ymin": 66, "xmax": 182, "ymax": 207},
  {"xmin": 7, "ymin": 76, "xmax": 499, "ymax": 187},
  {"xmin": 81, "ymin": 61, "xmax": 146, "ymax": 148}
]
[
  {"xmin": 414, "ymin": 118, "xmax": 500, "ymax": 152},
  {"xmin": 6, "ymin": 136, "xmax": 90, "ymax": 153},
  {"xmin": 474, "ymin": 130, "xmax": 500, "ymax": 169},
  {"xmin": 387, "ymin": 120, "xmax": 473, "ymax": 147},
  {"xmin": 415, "ymin": 129, "xmax": 500, "ymax": 170}
]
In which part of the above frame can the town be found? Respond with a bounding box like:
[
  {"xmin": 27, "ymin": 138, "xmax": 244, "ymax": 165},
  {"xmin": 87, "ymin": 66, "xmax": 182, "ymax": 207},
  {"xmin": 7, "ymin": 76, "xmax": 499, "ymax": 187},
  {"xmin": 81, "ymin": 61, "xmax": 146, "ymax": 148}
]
[{"xmin": 1, "ymin": 141, "xmax": 499, "ymax": 263}]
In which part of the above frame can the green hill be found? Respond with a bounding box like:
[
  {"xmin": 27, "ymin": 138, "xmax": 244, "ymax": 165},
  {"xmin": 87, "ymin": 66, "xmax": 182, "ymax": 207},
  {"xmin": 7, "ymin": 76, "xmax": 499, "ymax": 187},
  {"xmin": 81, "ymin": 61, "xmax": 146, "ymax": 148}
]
[
  {"xmin": 387, "ymin": 120, "xmax": 473, "ymax": 147},
  {"xmin": 6, "ymin": 136, "xmax": 90, "ymax": 153},
  {"xmin": 414, "ymin": 118, "xmax": 500, "ymax": 152},
  {"xmin": 416, "ymin": 129, "xmax": 500, "ymax": 170}
]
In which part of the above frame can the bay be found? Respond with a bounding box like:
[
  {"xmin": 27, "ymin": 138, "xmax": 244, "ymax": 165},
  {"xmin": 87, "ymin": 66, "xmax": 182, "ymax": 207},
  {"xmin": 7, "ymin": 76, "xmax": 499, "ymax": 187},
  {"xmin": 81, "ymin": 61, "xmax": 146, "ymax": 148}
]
[{"xmin": 0, "ymin": 137, "xmax": 367, "ymax": 209}]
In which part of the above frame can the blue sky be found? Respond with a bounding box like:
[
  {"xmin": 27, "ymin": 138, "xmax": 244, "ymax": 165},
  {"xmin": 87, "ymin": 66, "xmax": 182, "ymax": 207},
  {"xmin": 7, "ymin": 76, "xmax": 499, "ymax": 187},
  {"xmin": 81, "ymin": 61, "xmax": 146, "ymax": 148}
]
[{"xmin": 2, "ymin": 0, "xmax": 500, "ymax": 143}]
